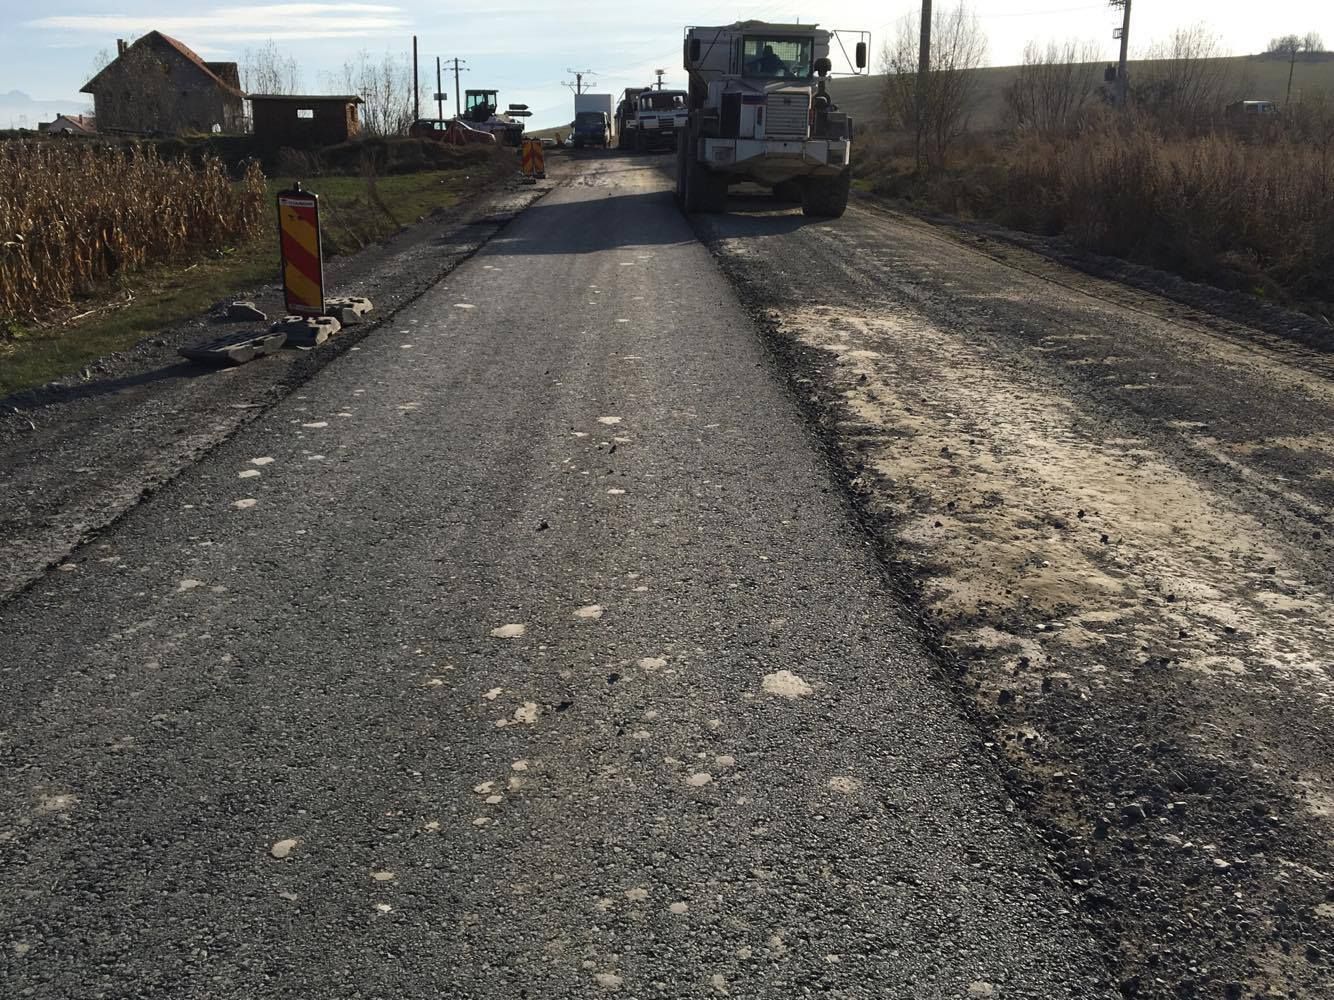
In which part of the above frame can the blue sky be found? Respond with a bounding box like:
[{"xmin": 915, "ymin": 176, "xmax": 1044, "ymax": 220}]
[{"xmin": 3, "ymin": 1, "xmax": 1332, "ymax": 129}]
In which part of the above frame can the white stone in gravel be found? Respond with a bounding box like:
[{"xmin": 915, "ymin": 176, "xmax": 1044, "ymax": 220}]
[
  {"xmin": 233, "ymin": 498, "xmax": 258, "ymax": 510},
  {"xmin": 574, "ymin": 604, "xmax": 603, "ymax": 619},
  {"xmin": 270, "ymin": 838, "xmax": 298, "ymax": 859},
  {"xmin": 513, "ymin": 702, "xmax": 539, "ymax": 724},
  {"xmin": 490, "ymin": 623, "xmax": 526, "ymax": 639},
  {"xmin": 238, "ymin": 469, "xmax": 261, "ymax": 478},
  {"xmin": 762, "ymin": 669, "xmax": 813, "ymax": 698},
  {"xmin": 686, "ymin": 772, "xmax": 713, "ymax": 787}
]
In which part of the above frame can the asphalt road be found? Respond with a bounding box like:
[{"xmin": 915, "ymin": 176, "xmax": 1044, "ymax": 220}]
[
  {"xmin": 0, "ymin": 156, "xmax": 1112, "ymax": 997},
  {"xmin": 0, "ymin": 171, "xmax": 560, "ymax": 604}
]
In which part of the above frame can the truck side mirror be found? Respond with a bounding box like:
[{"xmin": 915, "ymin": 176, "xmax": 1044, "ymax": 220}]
[
  {"xmin": 689, "ymin": 39, "xmax": 701, "ymax": 63},
  {"xmin": 855, "ymin": 42, "xmax": 867, "ymax": 70}
]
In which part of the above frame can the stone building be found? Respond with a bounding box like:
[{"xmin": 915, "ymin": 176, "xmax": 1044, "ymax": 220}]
[{"xmin": 81, "ymin": 32, "xmax": 245, "ymax": 135}]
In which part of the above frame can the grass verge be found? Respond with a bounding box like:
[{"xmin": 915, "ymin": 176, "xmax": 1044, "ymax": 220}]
[{"xmin": 1, "ymin": 164, "xmax": 503, "ymax": 398}]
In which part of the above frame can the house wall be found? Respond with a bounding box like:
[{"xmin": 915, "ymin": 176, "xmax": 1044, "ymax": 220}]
[
  {"xmin": 89, "ymin": 38, "xmax": 243, "ymax": 134},
  {"xmin": 251, "ymin": 100, "xmax": 360, "ymax": 148}
]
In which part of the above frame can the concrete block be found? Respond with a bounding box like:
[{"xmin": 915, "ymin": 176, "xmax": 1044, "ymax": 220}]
[
  {"xmin": 325, "ymin": 296, "xmax": 374, "ymax": 326},
  {"xmin": 271, "ymin": 314, "xmax": 341, "ymax": 348},
  {"xmin": 179, "ymin": 329, "xmax": 287, "ymax": 366}
]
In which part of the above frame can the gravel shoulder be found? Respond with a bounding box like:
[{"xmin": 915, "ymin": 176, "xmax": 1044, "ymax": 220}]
[
  {"xmin": 693, "ymin": 190, "xmax": 1334, "ymax": 999},
  {"xmin": 0, "ymin": 157, "xmax": 570, "ymax": 604}
]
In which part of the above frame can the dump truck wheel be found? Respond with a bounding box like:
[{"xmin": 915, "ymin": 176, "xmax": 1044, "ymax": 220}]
[
  {"xmin": 801, "ymin": 170, "xmax": 850, "ymax": 218},
  {"xmin": 773, "ymin": 180, "xmax": 803, "ymax": 203}
]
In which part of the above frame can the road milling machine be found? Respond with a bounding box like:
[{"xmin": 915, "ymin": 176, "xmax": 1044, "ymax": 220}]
[{"xmin": 676, "ymin": 21, "xmax": 868, "ymax": 217}]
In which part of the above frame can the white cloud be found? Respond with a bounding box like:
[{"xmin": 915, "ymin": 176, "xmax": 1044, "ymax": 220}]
[{"xmin": 28, "ymin": 4, "xmax": 411, "ymax": 43}]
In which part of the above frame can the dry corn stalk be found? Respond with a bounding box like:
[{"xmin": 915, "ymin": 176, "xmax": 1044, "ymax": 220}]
[{"xmin": 0, "ymin": 142, "xmax": 266, "ymax": 327}]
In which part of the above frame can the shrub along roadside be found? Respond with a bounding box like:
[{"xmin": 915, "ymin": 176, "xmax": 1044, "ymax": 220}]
[{"xmin": 856, "ymin": 123, "xmax": 1334, "ymax": 316}]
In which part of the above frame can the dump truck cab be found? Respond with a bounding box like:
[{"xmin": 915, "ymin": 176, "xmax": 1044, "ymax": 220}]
[
  {"xmin": 677, "ymin": 20, "xmax": 867, "ymax": 216},
  {"xmin": 632, "ymin": 89, "xmax": 688, "ymax": 152}
]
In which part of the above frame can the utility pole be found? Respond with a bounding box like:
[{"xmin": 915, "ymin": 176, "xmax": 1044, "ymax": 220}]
[
  {"xmin": 444, "ymin": 58, "xmax": 469, "ymax": 117},
  {"xmin": 564, "ymin": 69, "xmax": 597, "ymax": 95},
  {"xmin": 917, "ymin": 0, "xmax": 932, "ymax": 170},
  {"xmin": 1111, "ymin": 0, "xmax": 1132, "ymax": 107},
  {"xmin": 412, "ymin": 35, "xmax": 420, "ymax": 121},
  {"xmin": 436, "ymin": 56, "xmax": 443, "ymax": 120},
  {"xmin": 654, "ymin": 69, "xmax": 667, "ymax": 90}
]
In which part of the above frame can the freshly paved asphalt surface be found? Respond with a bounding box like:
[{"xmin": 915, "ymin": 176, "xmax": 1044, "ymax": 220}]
[{"xmin": 0, "ymin": 156, "xmax": 1111, "ymax": 998}]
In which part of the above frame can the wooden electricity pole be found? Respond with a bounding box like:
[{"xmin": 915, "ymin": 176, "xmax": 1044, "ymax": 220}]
[
  {"xmin": 1111, "ymin": 0, "xmax": 1132, "ymax": 106},
  {"xmin": 444, "ymin": 58, "xmax": 469, "ymax": 117},
  {"xmin": 412, "ymin": 35, "xmax": 420, "ymax": 121},
  {"xmin": 917, "ymin": 0, "xmax": 932, "ymax": 170}
]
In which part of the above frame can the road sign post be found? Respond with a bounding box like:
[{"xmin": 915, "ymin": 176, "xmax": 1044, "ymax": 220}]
[{"xmin": 276, "ymin": 184, "xmax": 325, "ymax": 318}]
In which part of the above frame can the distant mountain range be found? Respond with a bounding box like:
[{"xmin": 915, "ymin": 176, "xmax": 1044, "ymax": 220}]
[{"xmin": 1, "ymin": 89, "xmax": 89, "ymax": 129}]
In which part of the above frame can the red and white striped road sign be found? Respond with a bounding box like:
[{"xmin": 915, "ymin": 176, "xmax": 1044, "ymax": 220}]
[
  {"xmin": 277, "ymin": 187, "xmax": 325, "ymax": 317},
  {"xmin": 521, "ymin": 138, "xmax": 546, "ymax": 179}
]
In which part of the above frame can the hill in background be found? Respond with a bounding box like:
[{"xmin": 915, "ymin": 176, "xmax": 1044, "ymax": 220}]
[{"xmin": 831, "ymin": 52, "xmax": 1334, "ymax": 131}]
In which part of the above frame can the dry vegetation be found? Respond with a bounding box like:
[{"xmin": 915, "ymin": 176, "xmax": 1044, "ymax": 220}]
[
  {"xmin": 860, "ymin": 13, "xmax": 1334, "ymax": 312},
  {"xmin": 0, "ymin": 143, "xmax": 266, "ymax": 326}
]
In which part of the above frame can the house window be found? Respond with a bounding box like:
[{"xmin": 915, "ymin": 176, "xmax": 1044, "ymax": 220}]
[{"xmin": 297, "ymin": 108, "xmax": 314, "ymax": 119}]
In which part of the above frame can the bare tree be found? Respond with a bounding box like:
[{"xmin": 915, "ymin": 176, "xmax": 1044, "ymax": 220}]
[
  {"xmin": 881, "ymin": 4, "xmax": 987, "ymax": 170},
  {"xmin": 1004, "ymin": 38, "xmax": 1101, "ymax": 134},
  {"xmin": 1135, "ymin": 24, "xmax": 1235, "ymax": 125},
  {"xmin": 325, "ymin": 50, "xmax": 415, "ymax": 136},
  {"xmin": 1303, "ymin": 32, "xmax": 1325, "ymax": 54},
  {"xmin": 241, "ymin": 40, "xmax": 301, "ymax": 95}
]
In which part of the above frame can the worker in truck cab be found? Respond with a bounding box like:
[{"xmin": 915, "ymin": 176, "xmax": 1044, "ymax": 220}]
[{"xmin": 753, "ymin": 44, "xmax": 786, "ymax": 76}]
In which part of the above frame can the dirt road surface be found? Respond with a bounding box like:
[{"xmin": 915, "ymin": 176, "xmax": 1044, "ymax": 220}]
[
  {"xmin": 694, "ymin": 189, "xmax": 1334, "ymax": 998},
  {"xmin": 0, "ymin": 157, "xmax": 1113, "ymax": 997}
]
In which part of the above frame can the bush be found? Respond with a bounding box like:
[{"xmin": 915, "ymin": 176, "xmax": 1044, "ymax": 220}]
[{"xmin": 862, "ymin": 119, "xmax": 1334, "ymax": 310}]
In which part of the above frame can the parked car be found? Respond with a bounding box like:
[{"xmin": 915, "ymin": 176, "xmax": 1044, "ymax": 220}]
[{"xmin": 407, "ymin": 118, "xmax": 498, "ymax": 145}]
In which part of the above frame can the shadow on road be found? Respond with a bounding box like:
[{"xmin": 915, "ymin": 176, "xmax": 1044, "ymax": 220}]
[
  {"xmin": 6, "ymin": 360, "xmax": 217, "ymax": 411},
  {"xmin": 483, "ymin": 190, "xmax": 696, "ymax": 255}
]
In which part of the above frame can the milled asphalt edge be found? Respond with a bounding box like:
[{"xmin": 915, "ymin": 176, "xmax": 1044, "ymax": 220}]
[
  {"xmin": 0, "ymin": 182, "xmax": 558, "ymax": 611},
  {"xmin": 688, "ymin": 212, "xmax": 1122, "ymax": 991}
]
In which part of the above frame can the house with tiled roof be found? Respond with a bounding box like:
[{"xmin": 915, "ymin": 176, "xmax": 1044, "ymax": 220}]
[
  {"xmin": 38, "ymin": 114, "xmax": 97, "ymax": 135},
  {"xmin": 80, "ymin": 32, "xmax": 245, "ymax": 135}
]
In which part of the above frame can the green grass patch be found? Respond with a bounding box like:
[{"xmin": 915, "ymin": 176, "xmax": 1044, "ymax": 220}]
[{"xmin": 1, "ymin": 166, "xmax": 494, "ymax": 398}]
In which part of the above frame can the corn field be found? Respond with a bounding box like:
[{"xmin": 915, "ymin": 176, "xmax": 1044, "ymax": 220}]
[{"xmin": 0, "ymin": 142, "xmax": 266, "ymax": 324}]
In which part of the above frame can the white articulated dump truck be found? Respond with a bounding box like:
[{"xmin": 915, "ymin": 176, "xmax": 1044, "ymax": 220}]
[{"xmin": 676, "ymin": 21, "xmax": 868, "ymax": 217}]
